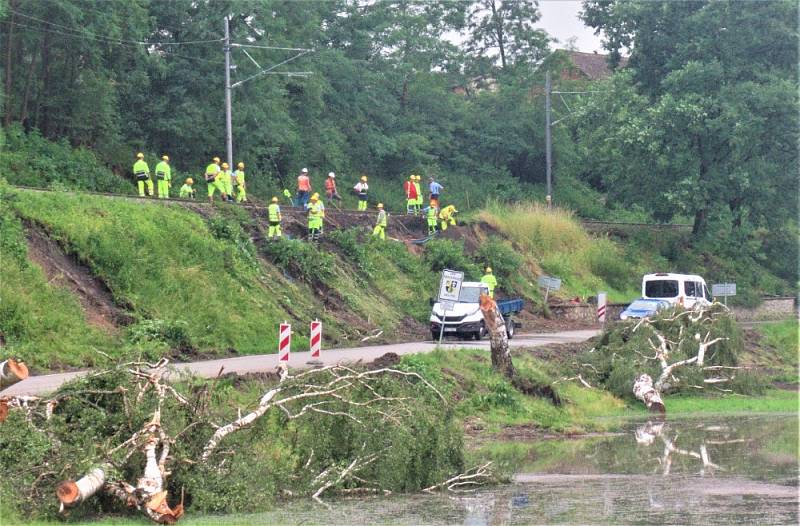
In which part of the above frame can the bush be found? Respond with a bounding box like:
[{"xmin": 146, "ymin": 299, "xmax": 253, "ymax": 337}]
[{"xmin": 424, "ymin": 239, "xmax": 479, "ymax": 277}]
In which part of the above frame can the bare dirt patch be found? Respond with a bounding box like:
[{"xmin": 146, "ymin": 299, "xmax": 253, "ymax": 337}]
[{"xmin": 25, "ymin": 225, "xmax": 133, "ymax": 333}]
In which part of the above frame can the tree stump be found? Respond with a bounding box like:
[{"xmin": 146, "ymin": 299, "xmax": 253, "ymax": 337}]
[
  {"xmin": 480, "ymin": 294, "xmax": 515, "ymax": 379},
  {"xmin": 0, "ymin": 359, "xmax": 28, "ymax": 389}
]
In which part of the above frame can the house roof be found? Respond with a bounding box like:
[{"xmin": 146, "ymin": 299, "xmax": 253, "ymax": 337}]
[{"xmin": 564, "ymin": 50, "xmax": 628, "ymax": 80}]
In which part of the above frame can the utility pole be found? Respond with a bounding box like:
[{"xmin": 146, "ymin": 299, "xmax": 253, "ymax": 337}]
[
  {"xmin": 545, "ymin": 70, "xmax": 552, "ymax": 207},
  {"xmin": 224, "ymin": 16, "xmax": 233, "ymax": 169}
]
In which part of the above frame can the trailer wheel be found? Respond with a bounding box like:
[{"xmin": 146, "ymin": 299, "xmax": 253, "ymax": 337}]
[{"xmin": 506, "ymin": 319, "xmax": 515, "ymax": 339}]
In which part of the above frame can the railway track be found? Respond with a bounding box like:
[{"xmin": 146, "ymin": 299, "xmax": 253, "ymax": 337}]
[{"xmin": 9, "ymin": 185, "xmax": 692, "ymax": 230}]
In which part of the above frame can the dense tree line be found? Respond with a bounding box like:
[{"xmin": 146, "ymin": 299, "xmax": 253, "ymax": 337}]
[{"xmin": 1, "ymin": 0, "xmax": 797, "ymax": 282}]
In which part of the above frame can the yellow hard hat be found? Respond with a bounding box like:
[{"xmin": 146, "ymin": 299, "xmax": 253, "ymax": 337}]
[
  {"xmin": 136, "ymin": 152, "xmax": 144, "ymax": 159},
  {"xmin": 221, "ymin": 162, "xmax": 229, "ymax": 169},
  {"xmin": 310, "ymin": 194, "xmax": 319, "ymax": 202},
  {"xmin": 377, "ymin": 203, "xmax": 384, "ymax": 208},
  {"xmin": 162, "ymin": 155, "xmax": 169, "ymax": 161},
  {"xmin": 185, "ymin": 178, "xmax": 193, "ymax": 184},
  {"xmin": 271, "ymin": 196, "xmax": 279, "ymax": 203},
  {"xmin": 213, "ymin": 156, "xmax": 220, "ymax": 163},
  {"xmin": 237, "ymin": 162, "xmax": 244, "ymax": 169},
  {"xmin": 361, "ymin": 175, "xmax": 368, "ymax": 181},
  {"xmin": 486, "ymin": 267, "xmax": 492, "ymax": 273}
]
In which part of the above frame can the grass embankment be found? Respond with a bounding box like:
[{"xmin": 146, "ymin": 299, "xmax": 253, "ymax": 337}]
[
  {"xmin": 744, "ymin": 320, "xmax": 799, "ymax": 384},
  {"xmin": 475, "ymin": 201, "xmax": 662, "ymax": 303},
  {"xmin": 0, "ymin": 186, "xmax": 437, "ymax": 370}
]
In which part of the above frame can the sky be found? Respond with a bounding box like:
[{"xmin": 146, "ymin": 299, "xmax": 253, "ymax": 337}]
[{"xmin": 536, "ymin": 1, "xmax": 604, "ymax": 53}]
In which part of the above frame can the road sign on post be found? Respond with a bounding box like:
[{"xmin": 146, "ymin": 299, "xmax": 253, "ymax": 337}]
[
  {"xmin": 712, "ymin": 283, "xmax": 737, "ymax": 306},
  {"xmin": 278, "ymin": 322, "xmax": 291, "ymax": 362},
  {"xmin": 537, "ymin": 275, "xmax": 562, "ymax": 304},
  {"xmin": 437, "ymin": 269, "xmax": 464, "ymax": 345},
  {"xmin": 597, "ymin": 292, "xmax": 607, "ymax": 324}
]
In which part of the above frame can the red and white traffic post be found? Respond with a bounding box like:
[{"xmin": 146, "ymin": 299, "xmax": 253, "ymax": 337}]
[
  {"xmin": 278, "ymin": 322, "xmax": 291, "ymax": 362},
  {"xmin": 308, "ymin": 319, "xmax": 322, "ymax": 365},
  {"xmin": 597, "ymin": 292, "xmax": 607, "ymax": 324}
]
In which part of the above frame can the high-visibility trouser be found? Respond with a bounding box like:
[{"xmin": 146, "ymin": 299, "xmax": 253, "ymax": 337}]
[
  {"xmin": 207, "ymin": 179, "xmax": 225, "ymax": 197},
  {"xmin": 358, "ymin": 195, "xmax": 367, "ymax": 211},
  {"xmin": 137, "ymin": 178, "xmax": 154, "ymax": 197},
  {"xmin": 427, "ymin": 219, "xmax": 437, "ymax": 234},
  {"xmin": 157, "ymin": 179, "xmax": 170, "ymax": 199},
  {"xmin": 440, "ymin": 217, "xmax": 456, "ymax": 231},
  {"xmin": 268, "ymin": 220, "xmax": 282, "ymax": 238},
  {"xmin": 235, "ymin": 184, "xmax": 247, "ymax": 202},
  {"xmin": 223, "ymin": 180, "xmax": 233, "ymax": 197},
  {"xmin": 407, "ymin": 199, "xmax": 416, "ymax": 213},
  {"xmin": 308, "ymin": 217, "xmax": 323, "ymax": 239},
  {"xmin": 372, "ymin": 224, "xmax": 386, "ymax": 240}
]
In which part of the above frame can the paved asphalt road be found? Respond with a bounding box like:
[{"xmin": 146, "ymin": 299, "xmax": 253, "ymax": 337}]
[{"xmin": 1, "ymin": 330, "xmax": 599, "ymax": 396}]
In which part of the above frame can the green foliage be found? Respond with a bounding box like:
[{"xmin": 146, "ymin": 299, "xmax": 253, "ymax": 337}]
[
  {"xmin": 328, "ymin": 228, "xmax": 375, "ymax": 274},
  {"xmin": 423, "ymin": 239, "xmax": 480, "ymax": 277},
  {"xmin": 260, "ymin": 237, "xmax": 334, "ymax": 283},
  {"xmin": 579, "ymin": 305, "xmax": 766, "ymax": 400}
]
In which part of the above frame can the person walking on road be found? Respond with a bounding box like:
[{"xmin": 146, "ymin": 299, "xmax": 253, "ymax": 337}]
[
  {"xmin": 372, "ymin": 203, "xmax": 387, "ymax": 240},
  {"xmin": 155, "ymin": 155, "xmax": 171, "ymax": 199},
  {"xmin": 267, "ymin": 196, "xmax": 282, "ymax": 240},
  {"xmin": 297, "ymin": 168, "xmax": 311, "ymax": 208},
  {"xmin": 307, "ymin": 193, "xmax": 324, "ymax": 242},
  {"xmin": 179, "ymin": 178, "xmax": 196, "ymax": 199},
  {"xmin": 481, "ymin": 267, "xmax": 497, "ymax": 298},
  {"xmin": 413, "ymin": 175, "xmax": 423, "ymax": 215},
  {"xmin": 205, "ymin": 157, "xmax": 225, "ymax": 202},
  {"xmin": 404, "ymin": 175, "xmax": 418, "ymax": 215},
  {"xmin": 133, "ymin": 152, "xmax": 153, "ymax": 197},
  {"xmin": 426, "ymin": 202, "xmax": 438, "ymax": 236},
  {"xmin": 324, "ymin": 172, "xmax": 342, "ymax": 205},
  {"xmin": 428, "ymin": 176, "xmax": 443, "ymax": 209},
  {"xmin": 233, "ymin": 162, "xmax": 247, "ymax": 202},
  {"xmin": 354, "ymin": 176, "xmax": 369, "ymax": 211}
]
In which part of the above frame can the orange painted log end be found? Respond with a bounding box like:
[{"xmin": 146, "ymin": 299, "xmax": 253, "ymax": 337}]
[
  {"xmin": 7, "ymin": 359, "xmax": 28, "ymax": 381},
  {"xmin": 0, "ymin": 400, "xmax": 8, "ymax": 423},
  {"xmin": 56, "ymin": 480, "xmax": 80, "ymax": 505}
]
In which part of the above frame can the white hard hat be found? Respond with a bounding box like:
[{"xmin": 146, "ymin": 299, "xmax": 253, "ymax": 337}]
[
  {"xmin": 301, "ymin": 167, "xmax": 308, "ymax": 173},
  {"xmin": 328, "ymin": 172, "xmax": 335, "ymax": 178}
]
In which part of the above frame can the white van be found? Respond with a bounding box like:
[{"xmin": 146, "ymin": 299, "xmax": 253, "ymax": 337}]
[{"xmin": 642, "ymin": 273, "xmax": 712, "ymax": 308}]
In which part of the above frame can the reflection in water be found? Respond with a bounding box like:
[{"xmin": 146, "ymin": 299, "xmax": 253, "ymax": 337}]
[{"xmin": 190, "ymin": 415, "xmax": 798, "ymax": 525}]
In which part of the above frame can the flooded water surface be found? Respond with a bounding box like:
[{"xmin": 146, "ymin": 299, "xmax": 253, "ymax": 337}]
[{"xmin": 193, "ymin": 414, "xmax": 798, "ymax": 525}]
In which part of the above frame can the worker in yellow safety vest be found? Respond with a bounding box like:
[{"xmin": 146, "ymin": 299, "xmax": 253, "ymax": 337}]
[
  {"xmin": 233, "ymin": 162, "xmax": 247, "ymax": 202},
  {"xmin": 413, "ymin": 175, "xmax": 423, "ymax": 215},
  {"xmin": 179, "ymin": 178, "xmax": 195, "ymax": 199},
  {"xmin": 267, "ymin": 196, "xmax": 282, "ymax": 240},
  {"xmin": 205, "ymin": 157, "xmax": 225, "ymax": 202},
  {"xmin": 481, "ymin": 267, "xmax": 498, "ymax": 298},
  {"xmin": 372, "ymin": 203, "xmax": 387, "ymax": 240},
  {"xmin": 133, "ymin": 152, "xmax": 153, "ymax": 197},
  {"xmin": 426, "ymin": 202, "xmax": 438, "ymax": 236},
  {"xmin": 218, "ymin": 163, "xmax": 233, "ymax": 202},
  {"xmin": 155, "ymin": 155, "xmax": 171, "ymax": 199},
  {"xmin": 439, "ymin": 204, "xmax": 457, "ymax": 231},
  {"xmin": 308, "ymin": 193, "xmax": 325, "ymax": 242}
]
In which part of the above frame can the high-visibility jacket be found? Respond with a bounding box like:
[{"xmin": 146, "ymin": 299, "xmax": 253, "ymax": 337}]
[
  {"xmin": 217, "ymin": 169, "xmax": 232, "ymax": 185},
  {"xmin": 179, "ymin": 184, "xmax": 194, "ymax": 198},
  {"xmin": 268, "ymin": 203, "xmax": 281, "ymax": 222},
  {"xmin": 233, "ymin": 169, "xmax": 245, "ymax": 185},
  {"xmin": 205, "ymin": 163, "xmax": 220, "ymax": 180},
  {"xmin": 133, "ymin": 159, "xmax": 150, "ymax": 179},
  {"xmin": 426, "ymin": 206, "xmax": 438, "ymax": 226},
  {"xmin": 324, "ymin": 178, "xmax": 336, "ymax": 193},
  {"xmin": 481, "ymin": 273, "xmax": 497, "ymax": 293},
  {"xmin": 376, "ymin": 209, "xmax": 387, "ymax": 227},
  {"xmin": 308, "ymin": 201, "xmax": 324, "ymax": 226},
  {"xmin": 439, "ymin": 205, "xmax": 457, "ymax": 221},
  {"xmin": 298, "ymin": 175, "xmax": 311, "ymax": 191},
  {"xmin": 354, "ymin": 182, "xmax": 368, "ymax": 196},
  {"xmin": 404, "ymin": 180, "xmax": 417, "ymax": 199},
  {"xmin": 155, "ymin": 161, "xmax": 171, "ymax": 181},
  {"xmin": 413, "ymin": 182, "xmax": 422, "ymax": 201}
]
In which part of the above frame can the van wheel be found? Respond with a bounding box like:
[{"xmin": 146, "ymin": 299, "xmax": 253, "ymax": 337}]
[
  {"xmin": 506, "ymin": 319, "xmax": 515, "ymax": 339},
  {"xmin": 431, "ymin": 330, "xmax": 439, "ymax": 342}
]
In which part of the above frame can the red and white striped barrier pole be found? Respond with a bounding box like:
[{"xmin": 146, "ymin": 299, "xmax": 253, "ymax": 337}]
[
  {"xmin": 597, "ymin": 292, "xmax": 607, "ymax": 324},
  {"xmin": 278, "ymin": 322, "xmax": 291, "ymax": 362},
  {"xmin": 308, "ymin": 320, "xmax": 322, "ymax": 365}
]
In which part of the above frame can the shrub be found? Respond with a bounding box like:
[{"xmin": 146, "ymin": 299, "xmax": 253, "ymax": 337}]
[
  {"xmin": 424, "ymin": 239, "xmax": 479, "ymax": 277},
  {"xmin": 260, "ymin": 237, "xmax": 334, "ymax": 283}
]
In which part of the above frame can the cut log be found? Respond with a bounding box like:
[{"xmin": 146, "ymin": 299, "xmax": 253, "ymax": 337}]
[
  {"xmin": 0, "ymin": 399, "xmax": 8, "ymax": 423},
  {"xmin": 57, "ymin": 467, "xmax": 107, "ymax": 510},
  {"xmin": 479, "ymin": 294, "xmax": 514, "ymax": 379},
  {"xmin": 0, "ymin": 359, "xmax": 29, "ymax": 389},
  {"xmin": 633, "ymin": 374, "xmax": 665, "ymax": 413}
]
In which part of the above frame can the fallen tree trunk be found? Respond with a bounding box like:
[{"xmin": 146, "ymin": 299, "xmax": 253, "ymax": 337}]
[
  {"xmin": 57, "ymin": 466, "xmax": 108, "ymax": 512},
  {"xmin": 633, "ymin": 374, "xmax": 665, "ymax": 413},
  {"xmin": 480, "ymin": 294, "xmax": 514, "ymax": 379},
  {"xmin": 0, "ymin": 359, "xmax": 28, "ymax": 389}
]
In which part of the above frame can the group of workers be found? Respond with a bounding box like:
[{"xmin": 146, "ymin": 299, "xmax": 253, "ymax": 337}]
[{"xmin": 131, "ymin": 153, "xmax": 247, "ymax": 202}]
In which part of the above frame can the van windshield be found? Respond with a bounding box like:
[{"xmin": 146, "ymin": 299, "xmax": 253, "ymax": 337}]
[
  {"xmin": 458, "ymin": 286, "xmax": 484, "ymax": 303},
  {"xmin": 645, "ymin": 280, "xmax": 679, "ymax": 298}
]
